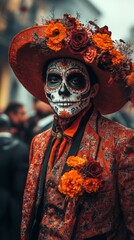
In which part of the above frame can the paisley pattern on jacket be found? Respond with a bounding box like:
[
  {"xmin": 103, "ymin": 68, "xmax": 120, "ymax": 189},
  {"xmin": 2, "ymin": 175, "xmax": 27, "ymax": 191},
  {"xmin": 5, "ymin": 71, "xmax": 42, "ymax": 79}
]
[{"xmin": 21, "ymin": 109, "xmax": 134, "ymax": 240}]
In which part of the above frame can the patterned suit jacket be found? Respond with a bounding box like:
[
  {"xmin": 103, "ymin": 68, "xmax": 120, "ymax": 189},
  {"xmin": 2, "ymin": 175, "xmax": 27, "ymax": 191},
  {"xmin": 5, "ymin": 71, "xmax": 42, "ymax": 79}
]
[{"xmin": 21, "ymin": 109, "xmax": 134, "ymax": 240}]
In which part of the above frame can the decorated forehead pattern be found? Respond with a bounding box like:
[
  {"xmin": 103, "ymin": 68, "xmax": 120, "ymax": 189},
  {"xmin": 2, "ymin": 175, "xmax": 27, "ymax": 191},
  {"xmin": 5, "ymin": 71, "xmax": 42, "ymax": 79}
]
[{"xmin": 47, "ymin": 58, "xmax": 89, "ymax": 76}]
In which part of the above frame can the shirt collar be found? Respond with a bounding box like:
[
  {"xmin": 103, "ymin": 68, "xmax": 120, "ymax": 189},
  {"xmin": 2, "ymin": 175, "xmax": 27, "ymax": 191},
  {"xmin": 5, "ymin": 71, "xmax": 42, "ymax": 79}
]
[{"xmin": 63, "ymin": 106, "xmax": 91, "ymax": 138}]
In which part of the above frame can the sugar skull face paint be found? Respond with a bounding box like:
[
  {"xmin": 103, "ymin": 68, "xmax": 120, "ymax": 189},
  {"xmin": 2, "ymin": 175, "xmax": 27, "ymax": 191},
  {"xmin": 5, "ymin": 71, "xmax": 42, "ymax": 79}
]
[{"xmin": 45, "ymin": 58, "xmax": 92, "ymax": 118}]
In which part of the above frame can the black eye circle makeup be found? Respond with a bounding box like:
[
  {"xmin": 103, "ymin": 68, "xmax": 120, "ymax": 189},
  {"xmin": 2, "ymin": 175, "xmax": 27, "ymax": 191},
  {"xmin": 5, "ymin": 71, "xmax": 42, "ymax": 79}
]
[
  {"xmin": 47, "ymin": 73, "xmax": 62, "ymax": 88},
  {"xmin": 67, "ymin": 72, "xmax": 87, "ymax": 90}
]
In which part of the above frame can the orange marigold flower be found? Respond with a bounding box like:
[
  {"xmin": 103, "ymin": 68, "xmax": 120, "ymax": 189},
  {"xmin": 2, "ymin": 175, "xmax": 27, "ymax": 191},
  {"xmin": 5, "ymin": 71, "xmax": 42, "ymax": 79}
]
[
  {"xmin": 45, "ymin": 22, "xmax": 66, "ymax": 41},
  {"xmin": 45, "ymin": 22, "xmax": 67, "ymax": 51},
  {"xmin": 47, "ymin": 39, "xmax": 62, "ymax": 52},
  {"xmin": 110, "ymin": 49, "xmax": 125, "ymax": 65},
  {"xmin": 93, "ymin": 33, "xmax": 113, "ymax": 51},
  {"xmin": 58, "ymin": 170, "xmax": 84, "ymax": 198},
  {"xmin": 127, "ymin": 72, "xmax": 134, "ymax": 86},
  {"xmin": 83, "ymin": 178, "xmax": 100, "ymax": 193},
  {"xmin": 45, "ymin": 22, "xmax": 67, "ymax": 43},
  {"xmin": 67, "ymin": 156, "xmax": 88, "ymax": 169}
]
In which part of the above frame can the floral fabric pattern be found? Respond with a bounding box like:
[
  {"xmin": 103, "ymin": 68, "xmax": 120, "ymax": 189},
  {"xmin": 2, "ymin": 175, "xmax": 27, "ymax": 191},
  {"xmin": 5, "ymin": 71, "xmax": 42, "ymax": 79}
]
[{"xmin": 21, "ymin": 109, "xmax": 134, "ymax": 240}]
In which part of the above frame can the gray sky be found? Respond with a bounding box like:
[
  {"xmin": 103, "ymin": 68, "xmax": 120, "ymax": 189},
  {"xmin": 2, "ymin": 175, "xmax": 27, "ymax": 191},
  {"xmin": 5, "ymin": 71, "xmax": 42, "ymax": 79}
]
[{"xmin": 90, "ymin": 0, "xmax": 134, "ymax": 40}]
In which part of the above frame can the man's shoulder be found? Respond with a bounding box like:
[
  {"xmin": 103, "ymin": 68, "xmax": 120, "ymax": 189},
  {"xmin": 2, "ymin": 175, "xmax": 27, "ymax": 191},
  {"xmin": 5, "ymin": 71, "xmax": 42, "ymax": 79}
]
[
  {"xmin": 100, "ymin": 115, "xmax": 134, "ymax": 140},
  {"xmin": 31, "ymin": 128, "xmax": 52, "ymax": 145}
]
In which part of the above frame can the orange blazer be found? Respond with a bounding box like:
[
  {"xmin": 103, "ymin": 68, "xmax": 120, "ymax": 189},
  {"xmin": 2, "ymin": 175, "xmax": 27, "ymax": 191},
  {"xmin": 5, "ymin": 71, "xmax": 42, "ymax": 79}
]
[{"xmin": 21, "ymin": 109, "xmax": 134, "ymax": 240}]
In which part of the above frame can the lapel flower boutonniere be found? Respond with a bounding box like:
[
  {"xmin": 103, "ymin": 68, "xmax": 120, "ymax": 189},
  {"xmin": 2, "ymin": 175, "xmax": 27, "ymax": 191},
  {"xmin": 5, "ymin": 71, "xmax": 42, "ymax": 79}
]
[{"xmin": 58, "ymin": 156, "xmax": 103, "ymax": 199}]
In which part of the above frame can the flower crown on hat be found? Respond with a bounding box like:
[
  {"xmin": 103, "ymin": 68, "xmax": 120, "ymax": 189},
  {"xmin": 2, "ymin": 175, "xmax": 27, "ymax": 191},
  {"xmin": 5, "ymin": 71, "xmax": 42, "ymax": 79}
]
[{"xmin": 32, "ymin": 14, "xmax": 134, "ymax": 104}]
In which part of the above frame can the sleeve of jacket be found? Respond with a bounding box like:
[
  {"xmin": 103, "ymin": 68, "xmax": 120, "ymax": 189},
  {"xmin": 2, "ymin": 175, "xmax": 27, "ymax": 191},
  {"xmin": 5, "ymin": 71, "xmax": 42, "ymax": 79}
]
[
  {"xmin": 11, "ymin": 141, "xmax": 29, "ymax": 240},
  {"xmin": 117, "ymin": 129, "xmax": 134, "ymax": 239},
  {"xmin": 29, "ymin": 136, "xmax": 35, "ymax": 163},
  {"xmin": 29, "ymin": 134, "xmax": 40, "ymax": 164}
]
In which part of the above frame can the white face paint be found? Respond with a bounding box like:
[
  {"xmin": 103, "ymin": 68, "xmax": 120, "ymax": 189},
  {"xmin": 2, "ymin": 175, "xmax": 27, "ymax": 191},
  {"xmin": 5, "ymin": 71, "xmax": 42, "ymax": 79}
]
[{"xmin": 45, "ymin": 58, "xmax": 91, "ymax": 118}]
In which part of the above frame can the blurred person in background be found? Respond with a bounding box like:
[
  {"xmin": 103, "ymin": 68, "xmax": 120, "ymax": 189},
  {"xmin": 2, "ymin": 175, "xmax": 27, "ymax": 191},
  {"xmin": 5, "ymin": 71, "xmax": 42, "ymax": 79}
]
[
  {"xmin": 108, "ymin": 102, "xmax": 134, "ymax": 129},
  {"xmin": 4, "ymin": 102, "xmax": 29, "ymax": 144},
  {"xmin": 27, "ymin": 98, "xmax": 53, "ymax": 143},
  {"xmin": 0, "ymin": 114, "xmax": 29, "ymax": 240}
]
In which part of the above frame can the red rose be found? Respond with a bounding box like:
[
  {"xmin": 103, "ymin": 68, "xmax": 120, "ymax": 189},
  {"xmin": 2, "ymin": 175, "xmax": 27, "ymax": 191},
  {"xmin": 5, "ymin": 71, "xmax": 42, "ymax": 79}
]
[
  {"xmin": 69, "ymin": 29, "xmax": 89, "ymax": 54},
  {"xmin": 64, "ymin": 14, "xmax": 78, "ymax": 31},
  {"xmin": 67, "ymin": 18, "xmax": 76, "ymax": 30},
  {"xmin": 82, "ymin": 160, "xmax": 103, "ymax": 178},
  {"xmin": 98, "ymin": 51, "xmax": 113, "ymax": 71},
  {"xmin": 83, "ymin": 46, "xmax": 96, "ymax": 64}
]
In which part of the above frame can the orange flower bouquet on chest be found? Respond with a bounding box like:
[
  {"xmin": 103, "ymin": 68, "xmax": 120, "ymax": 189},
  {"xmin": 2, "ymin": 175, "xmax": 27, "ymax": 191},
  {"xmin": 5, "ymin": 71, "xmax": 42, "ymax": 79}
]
[{"xmin": 58, "ymin": 156, "xmax": 103, "ymax": 199}]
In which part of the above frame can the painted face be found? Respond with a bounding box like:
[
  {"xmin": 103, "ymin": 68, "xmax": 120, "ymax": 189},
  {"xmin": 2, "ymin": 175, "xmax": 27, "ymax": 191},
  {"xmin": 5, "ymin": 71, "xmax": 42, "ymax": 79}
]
[{"xmin": 45, "ymin": 58, "xmax": 91, "ymax": 118}]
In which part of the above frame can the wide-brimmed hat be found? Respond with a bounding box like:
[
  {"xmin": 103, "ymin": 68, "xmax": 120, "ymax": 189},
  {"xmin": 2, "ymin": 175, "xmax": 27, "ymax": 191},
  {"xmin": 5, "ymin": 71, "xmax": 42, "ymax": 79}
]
[{"xmin": 9, "ymin": 14, "xmax": 134, "ymax": 114}]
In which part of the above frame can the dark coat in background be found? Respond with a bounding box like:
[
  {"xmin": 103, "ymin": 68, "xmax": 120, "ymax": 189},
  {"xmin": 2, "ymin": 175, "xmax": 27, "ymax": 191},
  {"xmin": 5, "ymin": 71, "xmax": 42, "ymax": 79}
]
[{"xmin": 0, "ymin": 133, "xmax": 29, "ymax": 240}]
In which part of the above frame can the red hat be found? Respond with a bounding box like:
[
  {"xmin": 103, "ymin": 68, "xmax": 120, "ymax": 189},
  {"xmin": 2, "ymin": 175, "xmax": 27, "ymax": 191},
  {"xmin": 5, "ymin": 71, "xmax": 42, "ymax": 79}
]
[{"xmin": 9, "ymin": 14, "xmax": 134, "ymax": 114}]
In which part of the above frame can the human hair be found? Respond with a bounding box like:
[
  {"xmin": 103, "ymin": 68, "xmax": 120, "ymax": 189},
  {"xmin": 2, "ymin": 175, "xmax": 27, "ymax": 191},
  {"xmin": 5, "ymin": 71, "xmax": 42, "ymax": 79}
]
[
  {"xmin": 32, "ymin": 97, "xmax": 39, "ymax": 104},
  {"xmin": 4, "ymin": 102, "xmax": 24, "ymax": 115},
  {"xmin": 42, "ymin": 58, "xmax": 98, "ymax": 87},
  {"xmin": 0, "ymin": 114, "xmax": 11, "ymax": 131}
]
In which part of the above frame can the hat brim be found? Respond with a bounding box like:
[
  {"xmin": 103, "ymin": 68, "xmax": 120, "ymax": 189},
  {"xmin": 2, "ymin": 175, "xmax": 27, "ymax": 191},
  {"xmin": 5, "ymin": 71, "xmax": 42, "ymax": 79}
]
[{"xmin": 9, "ymin": 25, "xmax": 130, "ymax": 114}]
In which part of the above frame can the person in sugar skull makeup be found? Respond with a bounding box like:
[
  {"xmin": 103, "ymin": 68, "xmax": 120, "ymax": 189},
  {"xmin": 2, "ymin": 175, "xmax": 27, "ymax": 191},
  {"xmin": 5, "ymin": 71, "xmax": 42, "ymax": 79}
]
[
  {"xmin": 9, "ymin": 14, "xmax": 134, "ymax": 240},
  {"xmin": 44, "ymin": 58, "xmax": 99, "ymax": 119}
]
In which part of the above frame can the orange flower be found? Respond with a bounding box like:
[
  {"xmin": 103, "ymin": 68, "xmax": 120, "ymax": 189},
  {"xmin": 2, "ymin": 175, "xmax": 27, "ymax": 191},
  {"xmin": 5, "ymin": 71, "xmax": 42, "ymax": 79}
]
[
  {"xmin": 93, "ymin": 33, "xmax": 113, "ymax": 51},
  {"xmin": 83, "ymin": 178, "xmax": 100, "ymax": 193},
  {"xmin": 67, "ymin": 156, "xmax": 88, "ymax": 169},
  {"xmin": 127, "ymin": 72, "xmax": 134, "ymax": 86},
  {"xmin": 45, "ymin": 21, "xmax": 67, "ymax": 43},
  {"xmin": 46, "ymin": 40, "xmax": 62, "ymax": 52},
  {"xmin": 45, "ymin": 21, "xmax": 67, "ymax": 51},
  {"xmin": 58, "ymin": 170, "xmax": 84, "ymax": 198},
  {"xmin": 59, "ymin": 110, "xmax": 70, "ymax": 118},
  {"xmin": 75, "ymin": 19, "xmax": 81, "ymax": 29},
  {"xmin": 83, "ymin": 46, "xmax": 97, "ymax": 64},
  {"xmin": 110, "ymin": 49, "xmax": 125, "ymax": 65}
]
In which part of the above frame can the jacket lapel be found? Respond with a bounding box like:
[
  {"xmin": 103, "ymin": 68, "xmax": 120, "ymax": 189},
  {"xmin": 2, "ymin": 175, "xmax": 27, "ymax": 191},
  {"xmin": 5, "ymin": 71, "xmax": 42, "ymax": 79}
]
[
  {"xmin": 79, "ymin": 109, "xmax": 100, "ymax": 161},
  {"xmin": 21, "ymin": 110, "xmax": 101, "ymax": 240},
  {"xmin": 21, "ymin": 129, "xmax": 52, "ymax": 240}
]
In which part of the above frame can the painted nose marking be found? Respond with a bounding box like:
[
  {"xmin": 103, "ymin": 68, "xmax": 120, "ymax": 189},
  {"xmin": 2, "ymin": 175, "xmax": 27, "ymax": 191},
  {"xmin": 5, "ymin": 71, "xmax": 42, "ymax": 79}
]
[{"xmin": 58, "ymin": 83, "xmax": 70, "ymax": 96}]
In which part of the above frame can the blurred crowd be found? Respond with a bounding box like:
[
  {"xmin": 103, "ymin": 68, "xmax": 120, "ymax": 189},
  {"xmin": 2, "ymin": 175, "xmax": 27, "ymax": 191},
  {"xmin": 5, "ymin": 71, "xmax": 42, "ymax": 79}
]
[
  {"xmin": 0, "ymin": 98, "xmax": 134, "ymax": 240},
  {"xmin": 3, "ymin": 98, "xmax": 54, "ymax": 146},
  {"xmin": 107, "ymin": 102, "xmax": 134, "ymax": 130},
  {"xmin": 0, "ymin": 99, "xmax": 53, "ymax": 240}
]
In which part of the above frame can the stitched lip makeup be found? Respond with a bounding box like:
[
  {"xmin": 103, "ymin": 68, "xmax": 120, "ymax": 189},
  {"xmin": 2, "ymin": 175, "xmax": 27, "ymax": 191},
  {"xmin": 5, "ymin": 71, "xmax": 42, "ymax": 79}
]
[{"xmin": 56, "ymin": 102, "xmax": 80, "ymax": 107}]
